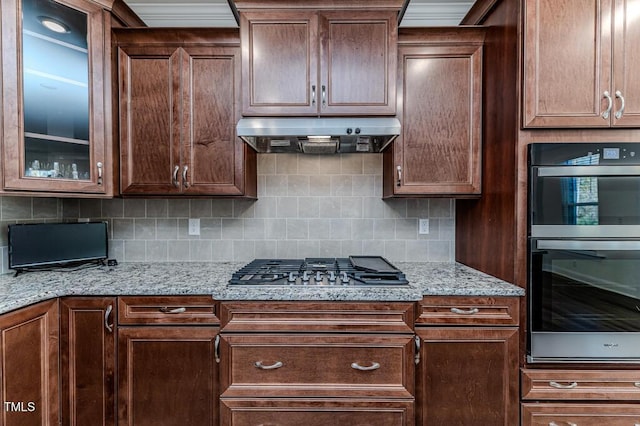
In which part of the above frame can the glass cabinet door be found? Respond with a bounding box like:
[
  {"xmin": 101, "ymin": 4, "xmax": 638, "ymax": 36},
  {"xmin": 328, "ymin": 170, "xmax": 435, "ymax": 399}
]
[{"xmin": 1, "ymin": 0, "xmax": 110, "ymax": 194}]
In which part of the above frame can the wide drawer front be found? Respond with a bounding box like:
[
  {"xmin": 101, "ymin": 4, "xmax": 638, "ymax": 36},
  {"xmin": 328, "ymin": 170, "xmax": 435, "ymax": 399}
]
[
  {"xmin": 221, "ymin": 398, "xmax": 414, "ymax": 426},
  {"xmin": 522, "ymin": 403, "xmax": 640, "ymax": 426},
  {"xmin": 118, "ymin": 296, "xmax": 218, "ymax": 325},
  {"xmin": 220, "ymin": 301, "xmax": 415, "ymax": 333},
  {"xmin": 417, "ymin": 296, "xmax": 519, "ymax": 325},
  {"xmin": 522, "ymin": 369, "xmax": 640, "ymax": 401},
  {"xmin": 220, "ymin": 334, "xmax": 414, "ymax": 398}
]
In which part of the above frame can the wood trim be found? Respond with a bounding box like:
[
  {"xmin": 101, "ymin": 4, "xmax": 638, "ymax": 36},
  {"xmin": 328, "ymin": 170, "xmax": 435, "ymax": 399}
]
[
  {"xmin": 118, "ymin": 296, "xmax": 218, "ymax": 325},
  {"xmin": 112, "ymin": 28, "xmax": 240, "ymax": 46},
  {"xmin": 110, "ymin": 0, "xmax": 146, "ymax": 27},
  {"xmin": 417, "ymin": 296, "xmax": 519, "ymax": 325},
  {"xmin": 460, "ymin": 0, "xmax": 501, "ymax": 25},
  {"xmin": 232, "ymin": 0, "xmax": 405, "ymax": 11}
]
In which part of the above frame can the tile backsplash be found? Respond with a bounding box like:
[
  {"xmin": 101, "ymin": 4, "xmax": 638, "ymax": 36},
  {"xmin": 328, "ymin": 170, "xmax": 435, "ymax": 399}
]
[{"xmin": 0, "ymin": 154, "xmax": 455, "ymax": 272}]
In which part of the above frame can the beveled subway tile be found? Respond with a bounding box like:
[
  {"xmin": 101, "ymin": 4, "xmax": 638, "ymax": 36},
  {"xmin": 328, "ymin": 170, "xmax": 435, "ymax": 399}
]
[
  {"xmin": 102, "ymin": 198, "xmax": 124, "ymax": 218},
  {"xmin": 440, "ymin": 218, "xmax": 455, "ymax": 240},
  {"xmin": 113, "ymin": 219, "xmax": 134, "ymax": 240},
  {"xmin": 298, "ymin": 197, "xmax": 320, "ymax": 218},
  {"xmin": 265, "ymin": 175, "xmax": 288, "ymax": 196},
  {"xmin": 428, "ymin": 240, "xmax": 453, "ymax": 262},
  {"xmin": 62, "ymin": 198, "xmax": 80, "ymax": 219},
  {"xmin": 177, "ymin": 218, "xmax": 199, "ymax": 240},
  {"xmin": 373, "ymin": 218, "xmax": 395, "ymax": 240},
  {"xmin": 308, "ymin": 218, "xmax": 331, "ymax": 240},
  {"xmin": 429, "ymin": 198, "xmax": 454, "ymax": 218},
  {"xmin": 275, "ymin": 154, "xmax": 298, "ymax": 174},
  {"xmin": 146, "ymin": 241, "xmax": 168, "ymax": 262},
  {"xmin": 265, "ymin": 218, "xmax": 286, "ymax": 239},
  {"xmin": 309, "ymin": 175, "xmax": 331, "ymax": 195},
  {"xmin": 276, "ymin": 197, "xmax": 298, "ymax": 218},
  {"xmin": 156, "ymin": 219, "xmax": 179, "ymax": 240},
  {"xmin": 363, "ymin": 154, "xmax": 383, "ymax": 174},
  {"xmin": 352, "ymin": 175, "xmax": 376, "ymax": 196},
  {"xmin": 257, "ymin": 154, "xmax": 276, "ymax": 175},
  {"xmin": 134, "ymin": 219, "xmax": 156, "ymax": 240},
  {"xmin": 330, "ymin": 219, "xmax": 351, "ymax": 240},
  {"xmin": 168, "ymin": 240, "xmax": 190, "ymax": 261},
  {"xmin": 405, "ymin": 240, "xmax": 429, "ymax": 262},
  {"xmin": 221, "ymin": 218, "xmax": 244, "ymax": 240},
  {"xmin": 351, "ymin": 218, "xmax": 374, "ymax": 240},
  {"xmin": 321, "ymin": 156, "xmax": 341, "ymax": 174},
  {"xmin": 123, "ymin": 199, "xmax": 146, "ymax": 218},
  {"xmin": 318, "ymin": 197, "xmax": 340, "ymax": 219},
  {"xmin": 330, "ymin": 175, "xmax": 352, "ymax": 196},
  {"xmin": 288, "ymin": 175, "xmax": 310, "ymax": 196},
  {"xmin": 340, "ymin": 197, "xmax": 363, "ymax": 219},
  {"xmin": 383, "ymin": 199, "xmax": 407, "ymax": 219},
  {"xmin": 255, "ymin": 240, "xmax": 277, "ymax": 258},
  {"xmin": 407, "ymin": 199, "xmax": 430, "ymax": 218},
  {"xmin": 32, "ymin": 198, "xmax": 58, "ymax": 219},
  {"xmin": 340, "ymin": 240, "xmax": 363, "ymax": 256},
  {"xmin": 124, "ymin": 240, "xmax": 146, "ymax": 262},
  {"xmin": 200, "ymin": 218, "xmax": 222, "ymax": 239},
  {"xmin": 109, "ymin": 240, "xmax": 124, "ymax": 262},
  {"xmin": 395, "ymin": 218, "xmax": 418, "ymax": 240},
  {"xmin": 233, "ymin": 240, "xmax": 255, "ymax": 261},
  {"xmin": 253, "ymin": 197, "xmax": 277, "ymax": 218},
  {"xmin": 190, "ymin": 199, "xmax": 212, "ymax": 218},
  {"xmin": 146, "ymin": 199, "xmax": 168, "ymax": 218},
  {"xmin": 244, "ymin": 218, "xmax": 265, "ymax": 240},
  {"xmin": 362, "ymin": 197, "xmax": 385, "ymax": 219},
  {"xmin": 298, "ymin": 155, "xmax": 321, "ymax": 175},
  {"xmin": 297, "ymin": 240, "xmax": 320, "ymax": 257},
  {"xmin": 79, "ymin": 199, "xmax": 101, "ymax": 219},
  {"xmin": 286, "ymin": 218, "xmax": 309, "ymax": 240},
  {"xmin": 384, "ymin": 240, "xmax": 406, "ymax": 263},
  {"xmin": 212, "ymin": 241, "xmax": 234, "ymax": 261},
  {"xmin": 276, "ymin": 240, "xmax": 298, "ymax": 258},
  {"xmin": 362, "ymin": 240, "xmax": 385, "ymax": 256},
  {"xmin": 190, "ymin": 240, "xmax": 213, "ymax": 261},
  {"xmin": 211, "ymin": 200, "xmax": 233, "ymax": 218},
  {"xmin": 168, "ymin": 199, "xmax": 190, "ymax": 218},
  {"xmin": 233, "ymin": 199, "xmax": 255, "ymax": 218},
  {"xmin": 340, "ymin": 154, "xmax": 363, "ymax": 174}
]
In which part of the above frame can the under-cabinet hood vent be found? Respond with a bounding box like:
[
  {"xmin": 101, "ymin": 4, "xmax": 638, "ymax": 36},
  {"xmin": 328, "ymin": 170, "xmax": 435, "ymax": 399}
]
[{"xmin": 237, "ymin": 117, "xmax": 401, "ymax": 154}]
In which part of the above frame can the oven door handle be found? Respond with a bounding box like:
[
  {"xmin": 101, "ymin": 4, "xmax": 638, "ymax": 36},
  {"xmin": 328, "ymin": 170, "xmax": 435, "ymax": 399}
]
[
  {"xmin": 536, "ymin": 165, "xmax": 640, "ymax": 177},
  {"xmin": 536, "ymin": 240, "xmax": 640, "ymax": 251}
]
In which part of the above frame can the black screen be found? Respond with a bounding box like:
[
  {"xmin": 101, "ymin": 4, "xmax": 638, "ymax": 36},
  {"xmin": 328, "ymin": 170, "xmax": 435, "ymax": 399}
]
[{"xmin": 8, "ymin": 222, "xmax": 108, "ymax": 269}]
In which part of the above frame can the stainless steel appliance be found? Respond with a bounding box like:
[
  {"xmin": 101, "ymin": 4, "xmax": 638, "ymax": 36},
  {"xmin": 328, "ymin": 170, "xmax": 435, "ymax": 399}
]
[
  {"xmin": 229, "ymin": 256, "xmax": 408, "ymax": 286},
  {"xmin": 528, "ymin": 143, "xmax": 640, "ymax": 362}
]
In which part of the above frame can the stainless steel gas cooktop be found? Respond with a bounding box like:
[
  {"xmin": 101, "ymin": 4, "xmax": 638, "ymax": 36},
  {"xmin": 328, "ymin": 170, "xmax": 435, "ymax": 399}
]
[{"xmin": 229, "ymin": 256, "xmax": 408, "ymax": 286}]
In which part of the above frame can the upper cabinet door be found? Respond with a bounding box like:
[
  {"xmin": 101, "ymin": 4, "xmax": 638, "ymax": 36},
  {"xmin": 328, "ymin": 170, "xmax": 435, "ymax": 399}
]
[
  {"xmin": 1, "ymin": 0, "xmax": 112, "ymax": 195},
  {"xmin": 241, "ymin": 11, "xmax": 319, "ymax": 116},
  {"xmin": 523, "ymin": 0, "xmax": 614, "ymax": 127},
  {"xmin": 611, "ymin": 0, "xmax": 640, "ymax": 126},
  {"xmin": 240, "ymin": 10, "xmax": 397, "ymax": 116},
  {"xmin": 320, "ymin": 11, "xmax": 397, "ymax": 115}
]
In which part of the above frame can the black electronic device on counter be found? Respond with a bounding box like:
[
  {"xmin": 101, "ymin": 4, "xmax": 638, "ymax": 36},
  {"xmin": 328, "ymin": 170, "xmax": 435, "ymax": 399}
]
[{"xmin": 8, "ymin": 221, "xmax": 108, "ymax": 273}]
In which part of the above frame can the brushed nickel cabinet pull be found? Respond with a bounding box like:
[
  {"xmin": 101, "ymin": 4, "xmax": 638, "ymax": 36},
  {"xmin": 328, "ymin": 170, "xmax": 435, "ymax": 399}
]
[
  {"xmin": 615, "ymin": 90, "xmax": 626, "ymax": 119},
  {"xmin": 182, "ymin": 165, "xmax": 189, "ymax": 188},
  {"xmin": 104, "ymin": 304, "xmax": 113, "ymax": 333},
  {"xmin": 97, "ymin": 162, "xmax": 103, "ymax": 185},
  {"xmin": 255, "ymin": 361, "xmax": 283, "ymax": 370},
  {"xmin": 159, "ymin": 307, "xmax": 186, "ymax": 314},
  {"xmin": 633, "ymin": 382, "xmax": 640, "ymax": 388},
  {"xmin": 312, "ymin": 85, "xmax": 316, "ymax": 106},
  {"xmin": 214, "ymin": 335, "xmax": 220, "ymax": 364},
  {"xmin": 414, "ymin": 335, "xmax": 421, "ymax": 365},
  {"xmin": 549, "ymin": 422, "xmax": 577, "ymax": 426},
  {"xmin": 396, "ymin": 165, "xmax": 402, "ymax": 186},
  {"xmin": 351, "ymin": 362, "xmax": 380, "ymax": 371},
  {"xmin": 549, "ymin": 381, "xmax": 578, "ymax": 389},
  {"xmin": 321, "ymin": 85, "xmax": 326, "ymax": 107},
  {"xmin": 451, "ymin": 307, "xmax": 480, "ymax": 315},
  {"xmin": 602, "ymin": 91, "xmax": 613, "ymax": 119},
  {"xmin": 172, "ymin": 165, "xmax": 180, "ymax": 187}
]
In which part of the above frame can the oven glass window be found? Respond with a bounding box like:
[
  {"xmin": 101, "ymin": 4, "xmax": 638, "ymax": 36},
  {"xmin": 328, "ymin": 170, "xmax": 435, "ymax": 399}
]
[{"xmin": 530, "ymin": 242, "xmax": 640, "ymax": 332}]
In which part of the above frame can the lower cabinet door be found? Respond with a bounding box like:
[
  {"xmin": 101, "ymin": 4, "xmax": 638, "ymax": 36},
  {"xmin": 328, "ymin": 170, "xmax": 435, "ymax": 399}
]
[
  {"xmin": 522, "ymin": 403, "xmax": 640, "ymax": 425},
  {"xmin": 117, "ymin": 326, "xmax": 219, "ymax": 426},
  {"xmin": 220, "ymin": 398, "xmax": 414, "ymax": 426},
  {"xmin": 61, "ymin": 297, "xmax": 116, "ymax": 426}
]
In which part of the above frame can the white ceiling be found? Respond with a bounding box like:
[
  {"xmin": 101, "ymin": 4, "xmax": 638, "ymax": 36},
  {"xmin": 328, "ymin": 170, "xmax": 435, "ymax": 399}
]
[{"xmin": 122, "ymin": 0, "xmax": 475, "ymax": 28}]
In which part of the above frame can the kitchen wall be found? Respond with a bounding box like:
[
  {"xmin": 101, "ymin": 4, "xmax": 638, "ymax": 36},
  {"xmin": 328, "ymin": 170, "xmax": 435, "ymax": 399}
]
[{"xmin": 0, "ymin": 154, "xmax": 455, "ymax": 273}]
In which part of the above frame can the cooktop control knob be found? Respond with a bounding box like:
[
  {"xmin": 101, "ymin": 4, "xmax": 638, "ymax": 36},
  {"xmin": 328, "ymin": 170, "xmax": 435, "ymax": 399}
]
[
  {"xmin": 340, "ymin": 271, "xmax": 349, "ymax": 285},
  {"xmin": 346, "ymin": 128, "xmax": 353, "ymax": 135},
  {"xmin": 302, "ymin": 271, "xmax": 310, "ymax": 284}
]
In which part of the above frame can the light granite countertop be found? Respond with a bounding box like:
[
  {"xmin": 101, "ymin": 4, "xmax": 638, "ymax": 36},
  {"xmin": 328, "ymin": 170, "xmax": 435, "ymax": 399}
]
[{"xmin": 0, "ymin": 261, "xmax": 523, "ymax": 315}]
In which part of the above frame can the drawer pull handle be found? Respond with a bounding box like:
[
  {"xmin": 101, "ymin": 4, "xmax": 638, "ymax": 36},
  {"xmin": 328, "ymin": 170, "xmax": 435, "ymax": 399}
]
[
  {"xmin": 159, "ymin": 307, "xmax": 187, "ymax": 314},
  {"xmin": 549, "ymin": 381, "xmax": 578, "ymax": 389},
  {"xmin": 255, "ymin": 361, "xmax": 284, "ymax": 370},
  {"xmin": 351, "ymin": 362, "xmax": 380, "ymax": 371},
  {"xmin": 549, "ymin": 422, "xmax": 577, "ymax": 426},
  {"xmin": 214, "ymin": 335, "xmax": 220, "ymax": 364},
  {"xmin": 104, "ymin": 304, "xmax": 113, "ymax": 333},
  {"xmin": 450, "ymin": 307, "xmax": 479, "ymax": 315},
  {"xmin": 602, "ymin": 90, "xmax": 613, "ymax": 119},
  {"xmin": 255, "ymin": 361, "xmax": 283, "ymax": 370},
  {"xmin": 634, "ymin": 382, "xmax": 640, "ymax": 388}
]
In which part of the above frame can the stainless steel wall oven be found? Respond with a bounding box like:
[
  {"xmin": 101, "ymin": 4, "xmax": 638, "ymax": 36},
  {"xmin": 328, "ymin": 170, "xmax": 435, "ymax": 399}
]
[{"xmin": 528, "ymin": 143, "xmax": 640, "ymax": 362}]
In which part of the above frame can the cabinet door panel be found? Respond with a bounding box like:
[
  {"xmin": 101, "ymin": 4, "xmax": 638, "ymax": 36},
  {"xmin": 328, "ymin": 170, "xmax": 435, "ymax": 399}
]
[
  {"xmin": 119, "ymin": 46, "xmax": 182, "ymax": 195},
  {"xmin": 612, "ymin": 0, "xmax": 640, "ymax": 126},
  {"xmin": 523, "ymin": 0, "xmax": 613, "ymax": 127},
  {"xmin": 390, "ymin": 42, "xmax": 482, "ymax": 196},
  {"xmin": 321, "ymin": 11, "xmax": 397, "ymax": 115},
  {"xmin": 241, "ymin": 12, "xmax": 318, "ymax": 115},
  {"xmin": 184, "ymin": 47, "xmax": 245, "ymax": 195},
  {"xmin": 117, "ymin": 326, "xmax": 219, "ymax": 426},
  {"xmin": 61, "ymin": 297, "xmax": 116, "ymax": 426},
  {"xmin": 522, "ymin": 403, "xmax": 640, "ymax": 426},
  {"xmin": 416, "ymin": 327, "xmax": 519, "ymax": 426},
  {"xmin": 0, "ymin": 300, "xmax": 59, "ymax": 426}
]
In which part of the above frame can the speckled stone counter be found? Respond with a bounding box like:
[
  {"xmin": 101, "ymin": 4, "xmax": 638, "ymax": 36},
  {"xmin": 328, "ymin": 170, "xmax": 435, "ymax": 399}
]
[{"xmin": 0, "ymin": 261, "xmax": 523, "ymax": 315}]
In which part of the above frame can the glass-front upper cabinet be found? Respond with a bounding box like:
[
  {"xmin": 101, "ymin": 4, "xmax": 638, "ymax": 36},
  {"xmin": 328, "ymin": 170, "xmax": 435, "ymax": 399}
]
[{"xmin": 1, "ymin": 0, "xmax": 112, "ymax": 195}]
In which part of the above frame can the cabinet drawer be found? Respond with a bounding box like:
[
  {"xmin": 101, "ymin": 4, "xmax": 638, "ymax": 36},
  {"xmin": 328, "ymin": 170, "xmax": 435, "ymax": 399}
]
[
  {"xmin": 118, "ymin": 296, "xmax": 218, "ymax": 325},
  {"xmin": 221, "ymin": 398, "xmax": 414, "ymax": 426},
  {"xmin": 220, "ymin": 334, "xmax": 414, "ymax": 398},
  {"xmin": 220, "ymin": 301, "xmax": 414, "ymax": 332},
  {"xmin": 416, "ymin": 296, "xmax": 519, "ymax": 325},
  {"xmin": 522, "ymin": 369, "xmax": 640, "ymax": 401},
  {"xmin": 522, "ymin": 403, "xmax": 640, "ymax": 426}
]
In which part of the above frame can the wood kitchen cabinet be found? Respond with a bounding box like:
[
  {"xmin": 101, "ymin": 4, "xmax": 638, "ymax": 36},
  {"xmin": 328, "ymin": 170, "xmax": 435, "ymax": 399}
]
[
  {"xmin": 0, "ymin": 0, "xmax": 114, "ymax": 196},
  {"xmin": 60, "ymin": 297, "xmax": 116, "ymax": 426},
  {"xmin": 238, "ymin": 7, "xmax": 399, "ymax": 116},
  {"xmin": 523, "ymin": 0, "xmax": 640, "ymax": 127},
  {"xmin": 415, "ymin": 296, "xmax": 520, "ymax": 425},
  {"xmin": 384, "ymin": 28, "xmax": 484, "ymax": 197},
  {"xmin": 117, "ymin": 296, "xmax": 220, "ymax": 426},
  {"xmin": 115, "ymin": 29, "xmax": 256, "ymax": 197},
  {"xmin": 218, "ymin": 301, "xmax": 416, "ymax": 426},
  {"xmin": 0, "ymin": 299, "xmax": 59, "ymax": 426},
  {"xmin": 521, "ymin": 369, "xmax": 640, "ymax": 425}
]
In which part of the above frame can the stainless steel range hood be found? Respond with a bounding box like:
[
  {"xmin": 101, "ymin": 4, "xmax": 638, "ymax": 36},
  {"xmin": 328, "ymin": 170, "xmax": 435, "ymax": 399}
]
[{"xmin": 237, "ymin": 117, "xmax": 401, "ymax": 154}]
